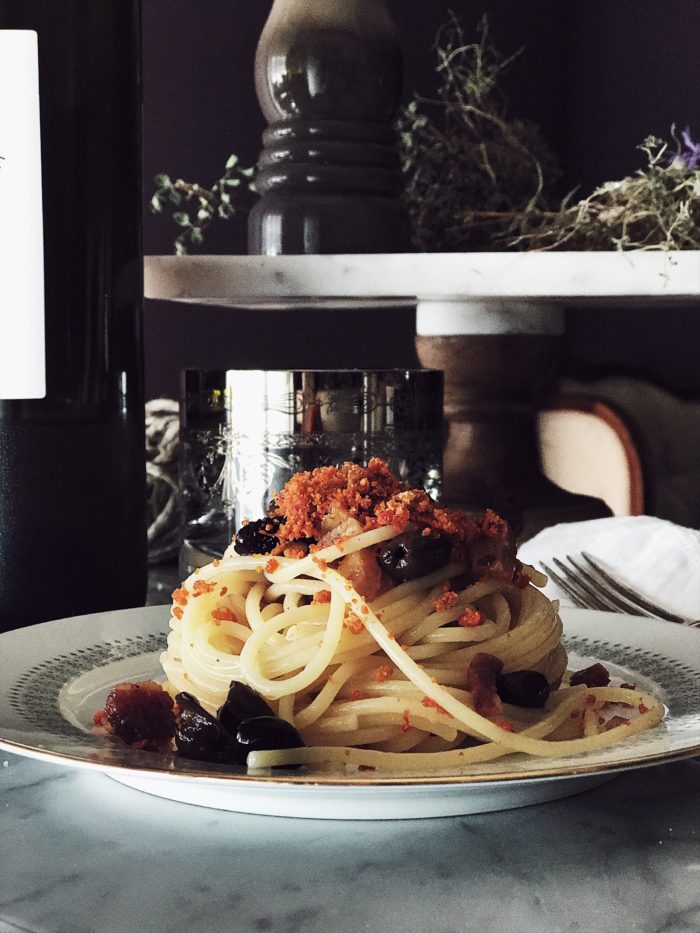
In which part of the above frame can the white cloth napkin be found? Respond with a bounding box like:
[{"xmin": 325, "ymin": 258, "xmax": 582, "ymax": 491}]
[{"xmin": 518, "ymin": 516, "xmax": 700, "ymax": 622}]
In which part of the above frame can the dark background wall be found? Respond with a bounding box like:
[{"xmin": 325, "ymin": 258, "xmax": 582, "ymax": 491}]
[{"xmin": 142, "ymin": 0, "xmax": 700, "ymax": 401}]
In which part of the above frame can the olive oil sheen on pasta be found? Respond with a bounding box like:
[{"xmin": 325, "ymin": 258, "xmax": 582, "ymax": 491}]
[{"xmin": 0, "ymin": 1, "xmax": 147, "ymax": 630}]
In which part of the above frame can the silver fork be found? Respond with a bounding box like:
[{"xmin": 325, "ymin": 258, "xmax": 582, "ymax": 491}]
[{"xmin": 539, "ymin": 552, "xmax": 700, "ymax": 627}]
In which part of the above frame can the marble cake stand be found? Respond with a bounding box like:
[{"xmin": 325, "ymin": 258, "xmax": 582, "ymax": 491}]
[
  {"xmin": 144, "ymin": 251, "xmax": 700, "ymax": 535},
  {"xmin": 144, "ymin": 251, "xmax": 700, "ymax": 309}
]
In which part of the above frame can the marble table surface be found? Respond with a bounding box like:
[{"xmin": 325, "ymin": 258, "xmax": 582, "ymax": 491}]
[{"xmin": 2, "ymin": 751, "xmax": 698, "ymax": 933}]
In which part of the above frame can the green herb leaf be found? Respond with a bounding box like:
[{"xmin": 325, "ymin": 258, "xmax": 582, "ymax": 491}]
[{"xmin": 149, "ymin": 152, "xmax": 257, "ymax": 254}]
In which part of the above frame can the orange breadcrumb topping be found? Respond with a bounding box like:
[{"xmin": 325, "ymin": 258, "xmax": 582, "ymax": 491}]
[
  {"xmin": 433, "ymin": 590, "xmax": 458, "ymax": 613},
  {"xmin": 270, "ymin": 459, "xmax": 508, "ymax": 565},
  {"xmin": 212, "ymin": 607, "xmax": 237, "ymax": 623},
  {"xmin": 344, "ymin": 612, "xmax": 365, "ymax": 634},
  {"xmin": 172, "ymin": 606, "xmax": 183, "ymax": 620},
  {"xmin": 172, "ymin": 587, "xmax": 189, "ymax": 607},
  {"xmin": 480, "ymin": 510, "xmax": 509, "ymax": 539},
  {"xmin": 313, "ymin": 589, "xmax": 332, "ymax": 604},
  {"xmin": 348, "ymin": 689, "xmax": 364, "ymax": 701},
  {"xmin": 422, "ymin": 696, "xmax": 449, "ymax": 715},
  {"xmin": 273, "ymin": 459, "xmax": 404, "ymax": 545},
  {"xmin": 458, "ymin": 608, "xmax": 483, "ymax": 627},
  {"xmin": 192, "ymin": 579, "xmax": 216, "ymax": 598},
  {"xmin": 374, "ymin": 664, "xmax": 393, "ymax": 683},
  {"xmin": 265, "ymin": 558, "xmax": 280, "ymax": 574},
  {"xmin": 401, "ymin": 709, "xmax": 411, "ymax": 733},
  {"xmin": 219, "ymin": 586, "xmax": 228, "ymax": 596}
]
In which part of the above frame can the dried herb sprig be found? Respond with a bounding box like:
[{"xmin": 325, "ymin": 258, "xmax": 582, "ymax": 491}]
[
  {"xmin": 398, "ymin": 13, "xmax": 560, "ymax": 251},
  {"xmin": 150, "ymin": 155, "xmax": 256, "ymax": 255},
  {"xmin": 507, "ymin": 130, "xmax": 700, "ymax": 251}
]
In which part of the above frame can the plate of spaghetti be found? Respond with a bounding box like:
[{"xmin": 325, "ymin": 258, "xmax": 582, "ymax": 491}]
[{"xmin": 1, "ymin": 460, "xmax": 699, "ymax": 819}]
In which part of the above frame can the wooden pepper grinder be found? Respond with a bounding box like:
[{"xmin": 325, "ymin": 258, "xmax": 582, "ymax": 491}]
[
  {"xmin": 415, "ymin": 301, "xmax": 611, "ymax": 540},
  {"xmin": 249, "ymin": 0, "xmax": 409, "ymax": 254}
]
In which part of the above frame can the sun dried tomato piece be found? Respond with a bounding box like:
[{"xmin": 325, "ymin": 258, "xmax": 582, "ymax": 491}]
[
  {"xmin": 466, "ymin": 652, "xmax": 504, "ymax": 718},
  {"xmin": 570, "ymin": 663, "xmax": 611, "ymax": 688},
  {"xmin": 338, "ymin": 549, "xmax": 382, "ymax": 601},
  {"xmin": 95, "ymin": 680, "xmax": 175, "ymax": 750},
  {"xmin": 605, "ymin": 715, "xmax": 630, "ymax": 731}
]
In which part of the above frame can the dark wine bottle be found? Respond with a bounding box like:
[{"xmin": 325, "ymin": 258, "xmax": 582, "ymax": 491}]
[{"xmin": 0, "ymin": 1, "xmax": 147, "ymax": 631}]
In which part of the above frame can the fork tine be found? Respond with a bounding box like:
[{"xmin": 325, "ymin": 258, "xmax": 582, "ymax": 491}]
[
  {"xmin": 540, "ymin": 559, "xmax": 605, "ymax": 610},
  {"xmin": 550, "ymin": 557, "xmax": 621, "ymax": 612},
  {"xmin": 580, "ymin": 553, "xmax": 695, "ymax": 626},
  {"xmin": 541, "ymin": 552, "xmax": 699, "ymax": 626},
  {"xmin": 565, "ymin": 554, "xmax": 646, "ymax": 617}
]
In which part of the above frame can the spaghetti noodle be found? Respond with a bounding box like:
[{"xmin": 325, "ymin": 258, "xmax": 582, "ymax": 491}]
[{"xmin": 158, "ymin": 460, "xmax": 664, "ymax": 771}]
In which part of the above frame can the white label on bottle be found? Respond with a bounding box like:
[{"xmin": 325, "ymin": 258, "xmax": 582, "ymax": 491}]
[{"xmin": 0, "ymin": 30, "xmax": 46, "ymax": 400}]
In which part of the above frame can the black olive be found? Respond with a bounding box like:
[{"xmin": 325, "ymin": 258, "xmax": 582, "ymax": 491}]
[
  {"xmin": 217, "ymin": 681, "xmax": 274, "ymax": 735},
  {"xmin": 233, "ymin": 518, "xmax": 280, "ymax": 556},
  {"xmin": 235, "ymin": 716, "xmax": 305, "ymax": 761},
  {"xmin": 496, "ymin": 670, "xmax": 550, "ymax": 709},
  {"xmin": 174, "ymin": 692, "xmax": 240, "ymax": 764},
  {"xmin": 378, "ymin": 531, "xmax": 452, "ymax": 583}
]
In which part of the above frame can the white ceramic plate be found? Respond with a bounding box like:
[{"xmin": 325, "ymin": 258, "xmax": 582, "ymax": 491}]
[{"xmin": 1, "ymin": 606, "xmax": 698, "ymax": 819}]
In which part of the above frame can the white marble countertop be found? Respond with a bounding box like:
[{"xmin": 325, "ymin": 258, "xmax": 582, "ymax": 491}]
[{"xmin": 2, "ymin": 751, "xmax": 698, "ymax": 933}]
